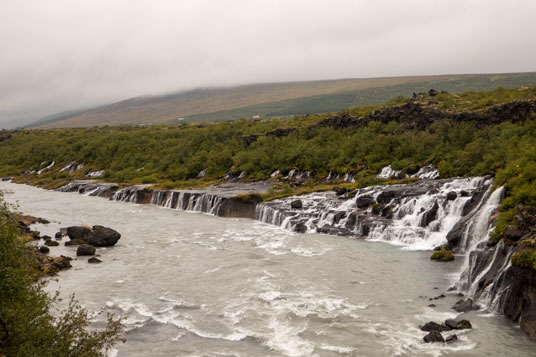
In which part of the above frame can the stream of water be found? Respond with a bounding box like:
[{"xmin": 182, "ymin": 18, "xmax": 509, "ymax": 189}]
[{"xmin": 1, "ymin": 182, "xmax": 534, "ymax": 356}]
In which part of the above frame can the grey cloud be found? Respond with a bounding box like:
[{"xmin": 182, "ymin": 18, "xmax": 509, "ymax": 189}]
[{"xmin": 0, "ymin": 0, "xmax": 535, "ymax": 128}]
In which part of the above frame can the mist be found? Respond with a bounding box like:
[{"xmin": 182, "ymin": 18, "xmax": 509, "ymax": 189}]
[{"xmin": 0, "ymin": 0, "xmax": 535, "ymax": 128}]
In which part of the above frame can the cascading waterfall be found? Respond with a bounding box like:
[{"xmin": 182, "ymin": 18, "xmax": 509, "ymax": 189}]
[{"xmin": 256, "ymin": 176, "xmax": 493, "ymax": 250}]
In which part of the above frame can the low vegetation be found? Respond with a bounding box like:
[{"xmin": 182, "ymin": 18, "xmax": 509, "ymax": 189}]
[
  {"xmin": 431, "ymin": 246, "xmax": 455, "ymax": 262},
  {"xmin": 0, "ymin": 197, "xmax": 124, "ymax": 356},
  {"xmin": 1, "ymin": 86, "xmax": 536, "ymax": 258}
]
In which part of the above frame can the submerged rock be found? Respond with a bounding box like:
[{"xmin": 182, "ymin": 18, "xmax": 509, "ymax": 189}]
[
  {"xmin": 446, "ymin": 334, "xmax": 458, "ymax": 343},
  {"xmin": 452, "ymin": 298, "xmax": 475, "ymax": 313},
  {"xmin": 77, "ymin": 244, "xmax": 96, "ymax": 256},
  {"xmin": 88, "ymin": 257, "xmax": 102, "ymax": 264},
  {"xmin": 65, "ymin": 239, "xmax": 87, "ymax": 246},
  {"xmin": 39, "ymin": 246, "xmax": 50, "ymax": 253},
  {"xmin": 45, "ymin": 240, "xmax": 59, "ymax": 247}
]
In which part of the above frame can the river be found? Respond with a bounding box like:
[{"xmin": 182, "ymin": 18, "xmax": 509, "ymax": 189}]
[{"xmin": 1, "ymin": 181, "xmax": 534, "ymax": 356}]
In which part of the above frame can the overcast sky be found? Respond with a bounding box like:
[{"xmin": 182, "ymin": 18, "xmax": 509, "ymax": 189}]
[{"xmin": 0, "ymin": 0, "xmax": 535, "ymax": 128}]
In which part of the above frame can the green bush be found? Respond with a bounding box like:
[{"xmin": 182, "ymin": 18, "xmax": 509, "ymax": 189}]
[{"xmin": 0, "ymin": 198, "xmax": 124, "ymax": 356}]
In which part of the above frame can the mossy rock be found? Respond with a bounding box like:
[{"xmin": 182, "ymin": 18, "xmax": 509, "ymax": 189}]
[
  {"xmin": 431, "ymin": 246, "xmax": 454, "ymax": 262},
  {"xmin": 511, "ymin": 248, "xmax": 536, "ymax": 270}
]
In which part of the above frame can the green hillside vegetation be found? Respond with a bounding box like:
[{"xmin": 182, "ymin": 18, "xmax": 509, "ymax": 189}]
[
  {"xmin": 2, "ymin": 86, "xmax": 536, "ymax": 250},
  {"xmin": 28, "ymin": 72, "xmax": 536, "ymax": 128}
]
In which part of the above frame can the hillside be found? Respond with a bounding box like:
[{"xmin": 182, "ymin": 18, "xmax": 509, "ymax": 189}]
[{"xmin": 29, "ymin": 72, "xmax": 536, "ymax": 128}]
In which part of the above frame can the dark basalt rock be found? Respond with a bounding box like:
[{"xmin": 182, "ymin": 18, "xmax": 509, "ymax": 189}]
[
  {"xmin": 503, "ymin": 225, "xmax": 524, "ymax": 240},
  {"xmin": 355, "ymin": 196, "xmax": 374, "ymax": 209},
  {"xmin": 420, "ymin": 321, "xmax": 449, "ymax": 332},
  {"xmin": 77, "ymin": 244, "xmax": 96, "ymax": 256},
  {"xmin": 39, "ymin": 246, "xmax": 50, "ymax": 253},
  {"xmin": 452, "ymin": 298, "xmax": 474, "ymax": 313},
  {"xmin": 445, "ymin": 319, "xmax": 472, "ymax": 330},
  {"xmin": 293, "ymin": 223, "xmax": 307, "ymax": 233},
  {"xmin": 446, "ymin": 191, "xmax": 457, "ymax": 201},
  {"xmin": 55, "ymin": 231, "xmax": 63, "ymax": 239},
  {"xmin": 423, "ymin": 330, "xmax": 445, "ymax": 343},
  {"xmin": 420, "ymin": 202, "xmax": 439, "ymax": 227},
  {"xmin": 42, "ymin": 235, "xmax": 52, "ymax": 241},
  {"xmin": 67, "ymin": 225, "xmax": 121, "ymax": 247},
  {"xmin": 88, "ymin": 257, "xmax": 102, "ymax": 264},
  {"xmin": 376, "ymin": 191, "xmax": 395, "ymax": 204},
  {"xmin": 502, "ymin": 265, "xmax": 536, "ymax": 341},
  {"xmin": 290, "ymin": 200, "xmax": 303, "ymax": 209},
  {"xmin": 45, "ymin": 240, "xmax": 59, "ymax": 247}
]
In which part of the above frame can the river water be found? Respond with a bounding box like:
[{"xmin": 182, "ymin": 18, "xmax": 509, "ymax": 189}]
[{"xmin": 2, "ymin": 182, "xmax": 535, "ymax": 356}]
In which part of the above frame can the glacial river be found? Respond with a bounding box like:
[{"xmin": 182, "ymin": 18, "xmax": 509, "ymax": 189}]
[{"xmin": 2, "ymin": 181, "xmax": 535, "ymax": 356}]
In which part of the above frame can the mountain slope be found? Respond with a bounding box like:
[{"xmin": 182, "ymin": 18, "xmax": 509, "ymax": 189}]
[{"xmin": 29, "ymin": 72, "xmax": 536, "ymax": 128}]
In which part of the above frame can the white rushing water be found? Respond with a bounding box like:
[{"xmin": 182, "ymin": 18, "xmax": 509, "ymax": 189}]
[{"xmin": 1, "ymin": 181, "xmax": 535, "ymax": 356}]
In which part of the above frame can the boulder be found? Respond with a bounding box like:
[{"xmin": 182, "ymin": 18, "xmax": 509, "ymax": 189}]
[
  {"xmin": 67, "ymin": 225, "xmax": 121, "ymax": 247},
  {"xmin": 445, "ymin": 318, "xmax": 472, "ymax": 330},
  {"xmin": 77, "ymin": 244, "xmax": 96, "ymax": 256},
  {"xmin": 293, "ymin": 222, "xmax": 307, "ymax": 233},
  {"xmin": 446, "ymin": 191, "xmax": 457, "ymax": 201},
  {"xmin": 290, "ymin": 200, "xmax": 303, "ymax": 209},
  {"xmin": 420, "ymin": 321, "xmax": 449, "ymax": 332},
  {"xmin": 356, "ymin": 196, "xmax": 374, "ymax": 209},
  {"xmin": 67, "ymin": 226, "xmax": 93, "ymax": 241},
  {"xmin": 39, "ymin": 246, "xmax": 50, "ymax": 253},
  {"xmin": 423, "ymin": 330, "xmax": 445, "ymax": 343},
  {"xmin": 89, "ymin": 226, "xmax": 121, "ymax": 246},
  {"xmin": 54, "ymin": 232, "xmax": 63, "ymax": 239},
  {"xmin": 88, "ymin": 257, "xmax": 102, "ymax": 264},
  {"xmin": 42, "ymin": 235, "xmax": 52, "ymax": 241},
  {"xmin": 420, "ymin": 202, "xmax": 439, "ymax": 227},
  {"xmin": 452, "ymin": 299, "xmax": 473, "ymax": 313},
  {"xmin": 45, "ymin": 240, "xmax": 59, "ymax": 247}
]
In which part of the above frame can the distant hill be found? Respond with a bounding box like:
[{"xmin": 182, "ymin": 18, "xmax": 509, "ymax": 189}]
[{"xmin": 28, "ymin": 72, "xmax": 536, "ymax": 128}]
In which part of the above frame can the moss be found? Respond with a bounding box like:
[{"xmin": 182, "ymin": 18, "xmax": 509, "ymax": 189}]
[
  {"xmin": 232, "ymin": 193, "xmax": 263, "ymax": 204},
  {"xmin": 431, "ymin": 246, "xmax": 454, "ymax": 262},
  {"xmin": 511, "ymin": 248, "xmax": 536, "ymax": 270}
]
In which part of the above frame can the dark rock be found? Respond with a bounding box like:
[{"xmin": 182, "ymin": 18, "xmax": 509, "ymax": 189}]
[
  {"xmin": 456, "ymin": 320, "xmax": 472, "ymax": 329},
  {"xmin": 420, "ymin": 202, "xmax": 439, "ymax": 227},
  {"xmin": 39, "ymin": 246, "xmax": 50, "ymax": 253},
  {"xmin": 433, "ymin": 294, "xmax": 446, "ymax": 300},
  {"xmin": 290, "ymin": 200, "xmax": 303, "ymax": 209},
  {"xmin": 65, "ymin": 239, "xmax": 87, "ymax": 246},
  {"xmin": 333, "ymin": 187, "xmax": 348, "ymax": 196},
  {"xmin": 460, "ymin": 190, "xmax": 470, "ymax": 197},
  {"xmin": 294, "ymin": 223, "xmax": 307, "ymax": 233},
  {"xmin": 67, "ymin": 226, "xmax": 93, "ymax": 241},
  {"xmin": 61, "ymin": 255, "xmax": 73, "ymax": 261},
  {"xmin": 356, "ymin": 196, "xmax": 374, "ymax": 209},
  {"xmin": 446, "ymin": 191, "xmax": 457, "ymax": 201},
  {"xmin": 376, "ymin": 191, "xmax": 395, "ymax": 204},
  {"xmin": 52, "ymin": 257, "xmax": 71, "ymax": 270},
  {"xmin": 371, "ymin": 204, "xmax": 383, "ymax": 215},
  {"xmin": 503, "ymin": 225, "xmax": 524, "ymax": 240},
  {"xmin": 67, "ymin": 225, "xmax": 121, "ymax": 247},
  {"xmin": 88, "ymin": 257, "xmax": 102, "ymax": 264},
  {"xmin": 445, "ymin": 319, "xmax": 472, "ymax": 330},
  {"xmin": 423, "ymin": 330, "xmax": 445, "ymax": 343},
  {"xmin": 446, "ymin": 334, "xmax": 458, "ymax": 343},
  {"xmin": 445, "ymin": 319, "xmax": 459, "ymax": 329},
  {"xmin": 420, "ymin": 321, "xmax": 449, "ymax": 332},
  {"xmin": 381, "ymin": 206, "xmax": 393, "ymax": 219},
  {"xmin": 42, "ymin": 235, "xmax": 52, "ymax": 241},
  {"xmin": 54, "ymin": 232, "xmax": 63, "ymax": 239},
  {"xmin": 452, "ymin": 299, "xmax": 473, "ymax": 313},
  {"xmin": 428, "ymin": 304, "xmax": 436, "ymax": 308},
  {"xmin": 502, "ymin": 265, "xmax": 536, "ymax": 341},
  {"xmin": 76, "ymin": 244, "xmax": 96, "ymax": 256},
  {"xmin": 45, "ymin": 240, "xmax": 59, "ymax": 247},
  {"xmin": 333, "ymin": 211, "xmax": 346, "ymax": 223}
]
